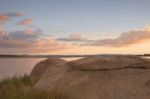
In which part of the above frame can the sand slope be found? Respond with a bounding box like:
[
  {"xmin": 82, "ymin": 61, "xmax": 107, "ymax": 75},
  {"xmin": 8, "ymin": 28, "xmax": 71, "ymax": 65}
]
[
  {"xmin": 34, "ymin": 55, "xmax": 150, "ymax": 99},
  {"xmin": 30, "ymin": 58, "xmax": 66, "ymax": 78}
]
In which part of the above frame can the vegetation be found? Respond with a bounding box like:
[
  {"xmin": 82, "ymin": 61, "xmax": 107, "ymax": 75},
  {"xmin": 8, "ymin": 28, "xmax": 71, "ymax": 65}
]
[{"xmin": 0, "ymin": 75, "xmax": 66, "ymax": 99}]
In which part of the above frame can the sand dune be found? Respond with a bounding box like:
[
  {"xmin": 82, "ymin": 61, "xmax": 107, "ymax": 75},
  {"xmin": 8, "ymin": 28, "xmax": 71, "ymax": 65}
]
[
  {"xmin": 30, "ymin": 58, "xmax": 66, "ymax": 78},
  {"xmin": 33, "ymin": 55, "xmax": 150, "ymax": 99}
]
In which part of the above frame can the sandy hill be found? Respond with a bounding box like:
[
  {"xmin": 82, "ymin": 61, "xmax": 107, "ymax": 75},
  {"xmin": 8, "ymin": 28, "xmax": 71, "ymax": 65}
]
[
  {"xmin": 34, "ymin": 55, "xmax": 150, "ymax": 99},
  {"xmin": 30, "ymin": 58, "xmax": 66, "ymax": 78}
]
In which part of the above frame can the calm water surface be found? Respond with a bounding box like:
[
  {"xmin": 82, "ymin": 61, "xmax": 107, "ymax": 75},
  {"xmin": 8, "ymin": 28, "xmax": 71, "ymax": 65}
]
[
  {"xmin": 0, "ymin": 58, "xmax": 45, "ymax": 79},
  {"xmin": 0, "ymin": 56, "xmax": 149, "ymax": 79},
  {"xmin": 142, "ymin": 56, "xmax": 150, "ymax": 59},
  {"xmin": 0, "ymin": 57, "xmax": 82, "ymax": 79}
]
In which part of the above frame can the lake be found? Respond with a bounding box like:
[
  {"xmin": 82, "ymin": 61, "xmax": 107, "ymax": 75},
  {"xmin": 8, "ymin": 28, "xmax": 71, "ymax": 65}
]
[
  {"xmin": 0, "ymin": 56, "xmax": 149, "ymax": 80},
  {"xmin": 142, "ymin": 56, "xmax": 150, "ymax": 59},
  {"xmin": 0, "ymin": 57, "xmax": 83, "ymax": 80},
  {"xmin": 0, "ymin": 58, "xmax": 45, "ymax": 79}
]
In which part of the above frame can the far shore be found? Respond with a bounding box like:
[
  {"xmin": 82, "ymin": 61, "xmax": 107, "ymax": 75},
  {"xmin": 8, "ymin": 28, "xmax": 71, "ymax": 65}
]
[{"xmin": 0, "ymin": 54, "xmax": 149, "ymax": 58}]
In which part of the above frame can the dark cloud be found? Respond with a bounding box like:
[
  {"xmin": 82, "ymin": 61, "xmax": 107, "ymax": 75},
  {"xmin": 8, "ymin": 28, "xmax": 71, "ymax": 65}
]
[
  {"xmin": 57, "ymin": 33, "xmax": 93, "ymax": 42},
  {"xmin": 8, "ymin": 29, "xmax": 42, "ymax": 41},
  {"xmin": 0, "ymin": 29, "xmax": 69, "ymax": 53},
  {"xmin": 0, "ymin": 12, "xmax": 25, "ymax": 23},
  {"xmin": 0, "ymin": 29, "xmax": 42, "ymax": 48},
  {"xmin": 80, "ymin": 16, "xmax": 89, "ymax": 21},
  {"xmin": 2, "ymin": 12, "xmax": 25, "ymax": 17}
]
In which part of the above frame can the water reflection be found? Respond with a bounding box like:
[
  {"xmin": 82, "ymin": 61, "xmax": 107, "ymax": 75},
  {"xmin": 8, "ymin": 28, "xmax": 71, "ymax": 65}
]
[
  {"xmin": 62, "ymin": 57, "xmax": 83, "ymax": 61},
  {"xmin": 142, "ymin": 57, "xmax": 150, "ymax": 59},
  {"xmin": 0, "ymin": 57, "xmax": 83, "ymax": 79},
  {"xmin": 0, "ymin": 58, "xmax": 45, "ymax": 79},
  {"xmin": 1, "ymin": 56, "xmax": 149, "ymax": 79}
]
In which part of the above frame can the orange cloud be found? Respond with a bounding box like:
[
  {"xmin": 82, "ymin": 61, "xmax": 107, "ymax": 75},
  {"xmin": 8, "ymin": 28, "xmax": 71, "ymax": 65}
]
[
  {"xmin": 0, "ymin": 28, "xmax": 7, "ymax": 37},
  {"xmin": 57, "ymin": 27, "xmax": 150, "ymax": 47},
  {"xmin": 84, "ymin": 27, "xmax": 150, "ymax": 47},
  {"xmin": 0, "ymin": 12, "xmax": 25, "ymax": 23},
  {"xmin": 0, "ymin": 15, "xmax": 10, "ymax": 22},
  {"xmin": 0, "ymin": 38, "xmax": 70, "ymax": 54},
  {"xmin": 145, "ymin": 26, "xmax": 150, "ymax": 31},
  {"xmin": 24, "ymin": 29, "xmax": 34, "ymax": 35},
  {"xmin": 1, "ymin": 24, "xmax": 150, "ymax": 54},
  {"xmin": 18, "ymin": 19, "xmax": 32, "ymax": 26},
  {"xmin": 0, "ymin": 28, "xmax": 71, "ymax": 54},
  {"xmin": 29, "ymin": 38, "xmax": 71, "ymax": 54}
]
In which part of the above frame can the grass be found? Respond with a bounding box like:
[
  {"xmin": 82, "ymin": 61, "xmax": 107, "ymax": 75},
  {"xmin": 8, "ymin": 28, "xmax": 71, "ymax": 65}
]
[{"xmin": 0, "ymin": 75, "xmax": 67, "ymax": 99}]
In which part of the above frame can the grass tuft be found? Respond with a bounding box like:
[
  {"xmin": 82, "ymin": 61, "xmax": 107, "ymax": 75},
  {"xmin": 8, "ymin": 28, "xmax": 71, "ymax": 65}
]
[{"xmin": 0, "ymin": 75, "xmax": 66, "ymax": 99}]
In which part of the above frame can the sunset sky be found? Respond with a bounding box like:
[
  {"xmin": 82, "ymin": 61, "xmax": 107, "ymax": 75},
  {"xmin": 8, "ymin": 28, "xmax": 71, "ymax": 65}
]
[{"xmin": 0, "ymin": 0, "xmax": 150, "ymax": 55}]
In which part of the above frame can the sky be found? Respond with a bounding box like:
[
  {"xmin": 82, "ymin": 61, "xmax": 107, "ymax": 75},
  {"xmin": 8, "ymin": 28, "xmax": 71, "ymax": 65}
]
[{"xmin": 0, "ymin": 0, "xmax": 150, "ymax": 55}]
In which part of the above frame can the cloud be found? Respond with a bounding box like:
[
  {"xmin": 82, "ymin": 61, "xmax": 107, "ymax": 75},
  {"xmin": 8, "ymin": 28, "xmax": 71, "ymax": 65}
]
[
  {"xmin": 0, "ymin": 12, "xmax": 72, "ymax": 54},
  {"xmin": 8, "ymin": 29, "xmax": 42, "ymax": 41},
  {"xmin": 0, "ymin": 37, "xmax": 66, "ymax": 49},
  {"xmin": 0, "ymin": 29, "xmax": 42, "ymax": 48},
  {"xmin": 0, "ymin": 16, "xmax": 10, "ymax": 22},
  {"xmin": 145, "ymin": 26, "xmax": 150, "ymax": 31},
  {"xmin": 18, "ymin": 19, "xmax": 32, "ymax": 26},
  {"xmin": 0, "ymin": 12, "xmax": 25, "ymax": 23},
  {"xmin": 2, "ymin": 26, "xmax": 150, "ymax": 54},
  {"xmin": 2, "ymin": 12, "xmax": 25, "ymax": 17},
  {"xmin": 85, "ymin": 27, "xmax": 150, "ymax": 47},
  {"xmin": 57, "ymin": 33, "xmax": 92, "ymax": 42},
  {"xmin": 80, "ymin": 16, "xmax": 89, "ymax": 21},
  {"xmin": 0, "ymin": 28, "xmax": 7, "ymax": 37},
  {"xmin": 0, "ymin": 29, "xmax": 69, "ymax": 54}
]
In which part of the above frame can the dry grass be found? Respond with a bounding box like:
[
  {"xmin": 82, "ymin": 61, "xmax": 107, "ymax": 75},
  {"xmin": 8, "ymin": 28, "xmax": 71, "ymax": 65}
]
[{"xmin": 0, "ymin": 75, "xmax": 66, "ymax": 99}]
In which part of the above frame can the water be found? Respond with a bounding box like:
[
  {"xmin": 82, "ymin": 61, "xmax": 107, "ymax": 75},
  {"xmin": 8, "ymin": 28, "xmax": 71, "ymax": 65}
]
[
  {"xmin": 1, "ymin": 56, "xmax": 148, "ymax": 80},
  {"xmin": 142, "ymin": 56, "xmax": 150, "ymax": 59},
  {"xmin": 0, "ymin": 57, "xmax": 83, "ymax": 80},
  {"xmin": 0, "ymin": 58, "xmax": 45, "ymax": 79},
  {"xmin": 62, "ymin": 57, "xmax": 84, "ymax": 61}
]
